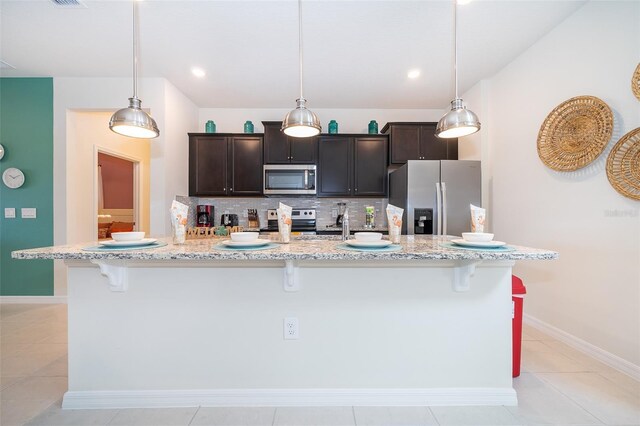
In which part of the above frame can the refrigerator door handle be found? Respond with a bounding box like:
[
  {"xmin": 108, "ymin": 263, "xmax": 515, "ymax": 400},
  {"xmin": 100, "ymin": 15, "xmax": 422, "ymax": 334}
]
[
  {"xmin": 442, "ymin": 181, "xmax": 448, "ymax": 236},
  {"xmin": 436, "ymin": 182, "xmax": 442, "ymax": 235}
]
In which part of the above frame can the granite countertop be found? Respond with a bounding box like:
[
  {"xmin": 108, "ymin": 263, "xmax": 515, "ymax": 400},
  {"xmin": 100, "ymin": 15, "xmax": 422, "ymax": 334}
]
[{"xmin": 12, "ymin": 235, "xmax": 558, "ymax": 261}]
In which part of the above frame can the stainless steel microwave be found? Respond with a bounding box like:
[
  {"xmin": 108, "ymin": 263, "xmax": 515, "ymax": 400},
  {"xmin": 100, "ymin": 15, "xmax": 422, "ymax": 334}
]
[{"xmin": 263, "ymin": 165, "xmax": 316, "ymax": 195}]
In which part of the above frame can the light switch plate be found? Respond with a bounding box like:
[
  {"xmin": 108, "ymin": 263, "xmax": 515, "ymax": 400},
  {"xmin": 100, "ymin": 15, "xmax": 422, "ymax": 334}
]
[
  {"xmin": 4, "ymin": 208, "xmax": 15, "ymax": 218},
  {"xmin": 21, "ymin": 208, "xmax": 36, "ymax": 219}
]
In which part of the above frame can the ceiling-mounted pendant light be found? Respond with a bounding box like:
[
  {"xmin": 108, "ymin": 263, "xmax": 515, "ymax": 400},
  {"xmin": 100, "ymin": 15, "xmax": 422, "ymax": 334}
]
[
  {"xmin": 109, "ymin": 0, "xmax": 159, "ymax": 139},
  {"xmin": 282, "ymin": 0, "xmax": 321, "ymax": 138},
  {"xmin": 436, "ymin": 0, "xmax": 480, "ymax": 139}
]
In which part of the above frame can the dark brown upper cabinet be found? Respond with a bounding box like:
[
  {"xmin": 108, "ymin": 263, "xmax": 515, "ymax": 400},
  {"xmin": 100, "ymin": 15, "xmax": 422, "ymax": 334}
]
[
  {"xmin": 317, "ymin": 135, "xmax": 388, "ymax": 197},
  {"xmin": 189, "ymin": 134, "xmax": 263, "ymax": 196},
  {"xmin": 263, "ymin": 121, "xmax": 317, "ymax": 164},
  {"xmin": 382, "ymin": 122, "xmax": 458, "ymax": 164}
]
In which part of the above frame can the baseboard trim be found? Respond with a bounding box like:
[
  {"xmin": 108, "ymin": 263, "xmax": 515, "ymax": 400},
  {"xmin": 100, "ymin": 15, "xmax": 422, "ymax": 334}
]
[
  {"xmin": 0, "ymin": 296, "xmax": 67, "ymax": 304},
  {"xmin": 524, "ymin": 314, "xmax": 640, "ymax": 381},
  {"xmin": 62, "ymin": 388, "xmax": 518, "ymax": 409}
]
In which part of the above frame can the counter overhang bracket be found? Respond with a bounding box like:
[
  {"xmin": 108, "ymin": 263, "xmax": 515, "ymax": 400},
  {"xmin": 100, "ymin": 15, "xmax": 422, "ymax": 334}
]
[
  {"xmin": 283, "ymin": 260, "xmax": 300, "ymax": 292},
  {"xmin": 91, "ymin": 260, "xmax": 128, "ymax": 292},
  {"xmin": 452, "ymin": 260, "xmax": 480, "ymax": 292}
]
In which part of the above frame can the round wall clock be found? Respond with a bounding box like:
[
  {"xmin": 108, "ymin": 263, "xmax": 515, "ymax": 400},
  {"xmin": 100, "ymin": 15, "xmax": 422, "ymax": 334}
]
[
  {"xmin": 2, "ymin": 167, "xmax": 25, "ymax": 189},
  {"xmin": 0, "ymin": 144, "xmax": 4, "ymax": 160}
]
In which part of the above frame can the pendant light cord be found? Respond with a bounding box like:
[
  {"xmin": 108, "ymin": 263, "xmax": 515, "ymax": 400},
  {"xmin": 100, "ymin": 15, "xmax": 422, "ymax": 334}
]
[
  {"xmin": 298, "ymin": 0, "xmax": 304, "ymax": 100},
  {"xmin": 132, "ymin": 0, "xmax": 138, "ymax": 99},
  {"xmin": 453, "ymin": 0, "xmax": 458, "ymax": 99}
]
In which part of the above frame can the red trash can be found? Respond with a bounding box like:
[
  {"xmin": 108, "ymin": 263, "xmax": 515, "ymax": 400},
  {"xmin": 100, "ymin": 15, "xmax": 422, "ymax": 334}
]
[{"xmin": 512, "ymin": 275, "xmax": 527, "ymax": 377}]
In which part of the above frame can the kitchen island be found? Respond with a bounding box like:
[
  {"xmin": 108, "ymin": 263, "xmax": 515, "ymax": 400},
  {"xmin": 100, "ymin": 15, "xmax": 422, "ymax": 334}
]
[{"xmin": 13, "ymin": 236, "xmax": 557, "ymax": 409}]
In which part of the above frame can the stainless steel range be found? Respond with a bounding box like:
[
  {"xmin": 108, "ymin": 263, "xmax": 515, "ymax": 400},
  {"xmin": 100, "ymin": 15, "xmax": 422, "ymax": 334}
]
[{"xmin": 260, "ymin": 208, "xmax": 317, "ymax": 235}]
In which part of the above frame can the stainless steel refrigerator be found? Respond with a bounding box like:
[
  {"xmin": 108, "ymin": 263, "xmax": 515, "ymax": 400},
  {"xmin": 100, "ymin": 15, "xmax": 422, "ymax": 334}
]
[{"xmin": 389, "ymin": 160, "xmax": 481, "ymax": 236}]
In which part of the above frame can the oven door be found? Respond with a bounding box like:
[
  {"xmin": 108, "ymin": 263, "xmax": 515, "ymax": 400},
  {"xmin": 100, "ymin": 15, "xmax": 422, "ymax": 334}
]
[{"xmin": 263, "ymin": 165, "xmax": 316, "ymax": 195}]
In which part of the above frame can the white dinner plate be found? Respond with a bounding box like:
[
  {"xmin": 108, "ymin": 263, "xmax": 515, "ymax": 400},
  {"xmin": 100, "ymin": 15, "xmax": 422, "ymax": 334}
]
[
  {"xmin": 451, "ymin": 239, "xmax": 506, "ymax": 248},
  {"xmin": 345, "ymin": 240, "xmax": 392, "ymax": 248},
  {"xmin": 99, "ymin": 238, "xmax": 158, "ymax": 248},
  {"xmin": 221, "ymin": 239, "xmax": 271, "ymax": 248}
]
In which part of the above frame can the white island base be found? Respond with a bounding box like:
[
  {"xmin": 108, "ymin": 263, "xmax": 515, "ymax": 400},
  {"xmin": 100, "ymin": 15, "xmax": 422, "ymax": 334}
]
[{"xmin": 62, "ymin": 258, "xmax": 517, "ymax": 409}]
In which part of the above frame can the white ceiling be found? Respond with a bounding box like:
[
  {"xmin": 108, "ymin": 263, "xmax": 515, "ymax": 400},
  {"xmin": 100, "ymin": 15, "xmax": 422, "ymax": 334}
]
[{"xmin": 0, "ymin": 0, "xmax": 585, "ymax": 109}]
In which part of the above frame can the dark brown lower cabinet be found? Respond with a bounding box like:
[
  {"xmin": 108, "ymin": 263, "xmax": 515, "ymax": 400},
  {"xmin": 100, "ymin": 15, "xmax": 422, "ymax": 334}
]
[
  {"xmin": 189, "ymin": 134, "xmax": 263, "ymax": 196},
  {"xmin": 317, "ymin": 135, "xmax": 388, "ymax": 197}
]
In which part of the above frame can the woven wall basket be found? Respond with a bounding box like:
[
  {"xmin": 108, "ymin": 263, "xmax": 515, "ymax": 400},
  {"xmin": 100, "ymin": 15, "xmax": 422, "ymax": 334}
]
[
  {"xmin": 537, "ymin": 96, "xmax": 613, "ymax": 171},
  {"xmin": 633, "ymin": 63, "xmax": 640, "ymax": 101},
  {"xmin": 607, "ymin": 127, "xmax": 640, "ymax": 201}
]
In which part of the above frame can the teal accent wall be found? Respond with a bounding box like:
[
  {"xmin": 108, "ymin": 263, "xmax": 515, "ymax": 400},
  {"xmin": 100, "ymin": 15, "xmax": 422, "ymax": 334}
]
[{"xmin": 0, "ymin": 78, "xmax": 54, "ymax": 295}]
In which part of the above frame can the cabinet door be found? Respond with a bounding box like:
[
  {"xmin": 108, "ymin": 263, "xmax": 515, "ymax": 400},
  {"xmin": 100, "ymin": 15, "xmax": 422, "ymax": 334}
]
[
  {"xmin": 189, "ymin": 136, "xmax": 227, "ymax": 196},
  {"xmin": 317, "ymin": 136, "xmax": 352, "ymax": 197},
  {"xmin": 289, "ymin": 137, "xmax": 317, "ymax": 164},
  {"xmin": 390, "ymin": 125, "xmax": 421, "ymax": 164},
  {"xmin": 263, "ymin": 122, "xmax": 290, "ymax": 164},
  {"xmin": 228, "ymin": 136, "xmax": 263, "ymax": 195},
  {"xmin": 420, "ymin": 124, "xmax": 449, "ymax": 160},
  {"xmin": 354, "ymin": 137, "xmax": 388, "ymax": 196}
]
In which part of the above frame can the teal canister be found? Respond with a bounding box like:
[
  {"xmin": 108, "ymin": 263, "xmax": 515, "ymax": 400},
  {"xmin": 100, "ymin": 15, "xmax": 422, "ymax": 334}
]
[
  {"xmin": 328, "ymin": 120, "xmax": 338, "ymax": 134},
  {"xmin": 205, "ymin": 120, "xmax": 216, "ymax": 133},
  {"xmin": 368, "ymin": 120, "xmax": 378, "ymax": 134},
  {"xmin": 244, "ymin": 121, "xmax": 254, "ymax": 133}
]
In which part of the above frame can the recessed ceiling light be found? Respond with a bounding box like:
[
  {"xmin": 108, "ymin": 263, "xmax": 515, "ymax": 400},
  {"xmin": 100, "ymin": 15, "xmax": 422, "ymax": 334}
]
[
  {"xmin": 407, "ymin": 69, "xmax": 421, "ymax": 79},
  {"xmin": 191, "ymin": 67, "xmax": 206, "ymax": 78}
]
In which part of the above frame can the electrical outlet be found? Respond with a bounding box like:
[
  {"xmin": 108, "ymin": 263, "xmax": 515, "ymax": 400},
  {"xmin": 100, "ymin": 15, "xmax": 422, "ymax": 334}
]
[
  {"xmin": 331, "ymin": 208, "xmax": 338, "ymax": 218},
  {"xmin": 283, "ymin": 317, "xmax": 299, "ymax": 340}
]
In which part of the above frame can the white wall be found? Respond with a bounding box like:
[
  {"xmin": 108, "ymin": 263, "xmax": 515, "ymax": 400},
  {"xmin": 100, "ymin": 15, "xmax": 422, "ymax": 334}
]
[
  {"xmin": 474, "ymin": 1, "xmax": 640, "ymax": 369},
  {"xmin": 153, "ymin": 80, "xmax": 199, "ymax": 234},
  {"xmin": 53, "ymin": 77, "xmax": 199, "ymax": 294},
  {"xmin": 66, "ymin": 111, "xmax": 151, "ymax": 244},
  {"xmin": 198, "ymin": 108, "xmax": 446, "ymax": 134}
]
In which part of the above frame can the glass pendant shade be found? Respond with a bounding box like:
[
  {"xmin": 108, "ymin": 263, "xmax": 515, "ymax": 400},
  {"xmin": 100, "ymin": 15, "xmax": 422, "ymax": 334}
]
[
  {"xmin": 282, "ymin": 98, "xmax": 321, "ymax": 137},
  {"xmin": 436, "ymin": 98, "xmax": 481, "ymax": 138},
  {"xmin": 109, "ymin": 97, "xmax": 159, "ymax": 139}
]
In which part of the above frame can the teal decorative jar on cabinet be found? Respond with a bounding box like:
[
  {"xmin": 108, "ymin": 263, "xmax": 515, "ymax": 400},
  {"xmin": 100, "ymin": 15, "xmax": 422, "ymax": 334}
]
[
  {"xmin": 244, "ymin": 121, "xmax": 254, "ymax": 133},
  {"xmin": 205, "ymin": 120, "xmax": 216, "ymax": 133},
  {"xmin": 368, "ymin": 120, "xmax": 378, "ymax": 134},
  {"xmin": 328, "ymin": 120, "xmax": 338, "ymax": 134}
]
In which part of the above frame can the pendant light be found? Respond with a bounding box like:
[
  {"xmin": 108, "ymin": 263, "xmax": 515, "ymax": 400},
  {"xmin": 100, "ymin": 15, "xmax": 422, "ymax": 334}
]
[
  {"xmin": 436, "ymin": 0, "xmax": 480, "ymax": 139},
  {"xmin": 282, "ymin": 0, "xmax": 321, "ymax": 138},
  {"xmin": 109, "ymin": 1, "xmax": 159, "ymax": 139}
]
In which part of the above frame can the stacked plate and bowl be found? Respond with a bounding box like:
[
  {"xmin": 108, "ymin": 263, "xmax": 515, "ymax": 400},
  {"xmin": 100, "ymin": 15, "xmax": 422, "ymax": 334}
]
[
  {"xmin": 99, "ymin": 232, "xmax": 158, "ymax": 248},
  {"xmin": 451, "ymin": 233, "xmax": 506, "ymax": 248},
  {"xmin": 221, "ymin": 232, "xmax": 271, "ymax": 248},
  {"xmin": 344, "ymin": 232, "xmax": 393, "ymax": 248}
]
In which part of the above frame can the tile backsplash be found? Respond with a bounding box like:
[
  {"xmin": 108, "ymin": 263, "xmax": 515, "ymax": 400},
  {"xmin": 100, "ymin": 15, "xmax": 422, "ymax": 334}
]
[{"xmin": 176, "ymin": 196, "xmax": 389, "ymax": 230}]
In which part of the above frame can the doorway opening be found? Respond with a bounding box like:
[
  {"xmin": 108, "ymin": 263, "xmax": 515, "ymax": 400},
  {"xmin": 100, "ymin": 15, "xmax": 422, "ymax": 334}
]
[{"xmin": 97, "ymin": 151, "xmax": 140, "ymax": 240}]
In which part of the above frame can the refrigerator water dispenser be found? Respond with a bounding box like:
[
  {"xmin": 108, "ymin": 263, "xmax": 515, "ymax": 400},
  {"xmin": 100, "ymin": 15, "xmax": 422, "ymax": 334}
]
[{"xmin": 414, "ymin": 208, "xmax": 433, "ymax": 234}]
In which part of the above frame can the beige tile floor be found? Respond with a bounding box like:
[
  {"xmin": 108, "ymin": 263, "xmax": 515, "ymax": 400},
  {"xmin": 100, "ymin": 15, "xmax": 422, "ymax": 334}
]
[{"xmin": 0, "ymin": 304, "xmax": 638, "ymax": 426}]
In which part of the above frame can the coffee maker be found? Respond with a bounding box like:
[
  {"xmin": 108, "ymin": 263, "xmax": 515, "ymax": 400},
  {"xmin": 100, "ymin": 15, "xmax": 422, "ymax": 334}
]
[{"xmin": 196, "ymin": 205, "xmax": 213, "ymax": 227}]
